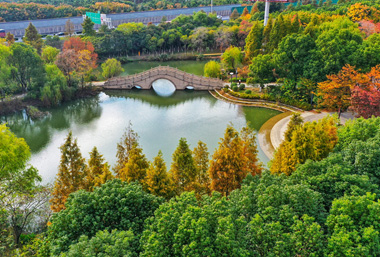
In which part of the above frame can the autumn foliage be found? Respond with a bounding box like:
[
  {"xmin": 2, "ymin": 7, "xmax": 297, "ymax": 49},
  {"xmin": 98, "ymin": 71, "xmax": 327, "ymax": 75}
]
[
  {"xmin": 318, "ymin": 65, "xmax": 380, "ymax": 118},
  {"xmin": 270, "ymin": 116, "xmax": 338, "ymax": 176}
]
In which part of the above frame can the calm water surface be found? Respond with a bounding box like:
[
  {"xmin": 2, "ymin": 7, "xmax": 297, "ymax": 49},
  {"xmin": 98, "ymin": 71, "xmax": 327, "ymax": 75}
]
[
  {"xmin": 1, "ymin": 60, "xmax": 280, "ymax": 183},
  {"xmin": 2, "ymin": 90, "xmax": 280, "ymax": 183}
]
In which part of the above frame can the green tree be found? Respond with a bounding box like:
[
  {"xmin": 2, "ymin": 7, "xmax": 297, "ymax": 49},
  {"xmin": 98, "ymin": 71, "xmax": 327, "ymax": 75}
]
[
  {"xmin": 47, "ymin": 180, "xmax": 163, "ymax": 255},
  {"xmin": 82, "ymin": 17, "xmax": 96, "ymax": 37},
  {"xmin": 284, "ymin": 113, "xmax": 304, "ymax": 142},
  {"xmin": 249, "ymin": 54, "xmax": 275, "ymax": 84},
  {"xmin": 245, "ymin": 21, "xmax": 264, "ymax": 61},
  {"xmin": 145, "ymin": 150, "xmax": 174, "ymax": 199},
  {"xmin": 41, "ymin": 46, "xmax": 60, "ymax": 64},
  {"xmin": 62, "ymin": 230, "xmax": 135, "ymax": 257},
  {"xmin": 50, "ymin": 131, "xmax": 87, "ymax": 212},
  {"xmin": 327, "ymin": 193, "xmax": 380, "ymax": 256},
  {"xmin": 204, "ymin": 60, "xmax": 221, "ymax": 78},
  {"xmin": 101, "ymin": 58, "xmax": 124, "ymax": 79},
  {"xmin": 192, "ymin": 141, "xmax": 211, "ymax": 196},
  {"xmin": 40, "ymin": 64, "xmax": 67, "ymax": 107},
  {"xmin": 170, "ymin": 138, "xmax": 197, "ymax": 194},
  {"xmin": 0, "ymin": 45, "xmax": 11, "ymax": 96},
  {"xmin": 24, "ymin": 23, "xmax": 43, "ymax": 54},
  {"xmin": 9, "ymin": 43, "xmax": 46, "ymax": 92},
  {"xmin": 221, "ymin": 46, "xmax": 243, "ymax": 71}
]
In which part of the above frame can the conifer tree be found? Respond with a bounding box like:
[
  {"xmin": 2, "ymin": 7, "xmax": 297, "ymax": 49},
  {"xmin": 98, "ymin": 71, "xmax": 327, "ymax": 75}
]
[
  {"xmin": 262, "ymin": 17, "xmax": 273, "ymax": 50},
  {"xmin": 318, "ymin": 0, "xmax": 324, "ymax": 7},
  {"xmin": 85, "ymin": 147, "xmax": 113, "ymax": 191},
  {"xmin": 114, "ymin": 122, "xmax": 139, "ymax": 175},
  {"xmin": 50, "ymin": 131, "xmax": 87, "ymax": 212},
  {"xmin": 291, "ymin": 14, "xmax": 301, "ymax": 33},
  {"xmin": 82, "ymin": 17, "xmax": 96, "ymax": 37},
  {"xmin": 230, "ymin": 9, "xmax": 240, "ymax": 20},
  {"xmin": 170, "ymin": 138, "xmax": 197, "ymax": 194},
  {"xmin": 145, "ymin": 150, "xmax": 174, "ymax": 199},
  {"xmin": 270, "ymin": 116, "xmax": 338, "ymax": 175},
  {"xmin": 118, "ymin": 144, "xmax": 149, "ymax": 185},
  {"xmin": 250, "ymin": 2, "xmax": 259, "ymax": 15},
  {"xmin": 245, "ymin": 21, "xmax": 264, "ymax": 61},
  {"xmin": 192, "ymin": 141, "xmax": 211, "ymax": 196},
  {"xmin": 267, "ymin": 15, "xmax": 286, "ymax": 53},
  {"xmin": 284, "ymin": 113, "xmax": 304, "ymax": 142},
  {"xmin": 241, "ymin": 7, "xmax": 249, "ymax": 18},
  {"xmin": 240, "ymin": 126, "xmax": 262, "ymax": 175},
  {"xmin": 24, "ymin": 23, "xmax": 43, "ymax": 54},
  {"xmin": 208, "ymin": 126, "xmax": 247, "ymax": 196}
]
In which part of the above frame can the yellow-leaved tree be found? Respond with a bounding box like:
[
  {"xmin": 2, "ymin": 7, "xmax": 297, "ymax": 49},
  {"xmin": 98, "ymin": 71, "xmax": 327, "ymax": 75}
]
[
  {"xmin": 145, "ymin": 150, "xmax": 174, "ymax": 199},
  {"xmin": 270, "ymin": 116, "xmax": 338, "ymax": 175}
]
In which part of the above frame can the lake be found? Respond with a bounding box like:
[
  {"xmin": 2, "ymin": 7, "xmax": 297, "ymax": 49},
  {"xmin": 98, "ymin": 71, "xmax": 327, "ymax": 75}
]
[{"xmin": 1, "ymin": 60, "xmax": 281, "ymax": 183}]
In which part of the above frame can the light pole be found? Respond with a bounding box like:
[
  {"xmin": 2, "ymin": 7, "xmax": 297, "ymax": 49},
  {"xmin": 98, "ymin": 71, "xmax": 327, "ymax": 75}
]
[
  {"xmin": 230, "ymin": 72, "xmax": 234, "ymax": 84},
  {"xmin": 211, "ymin": 0, "xmax": 213, "ymax": 13},
  {"xmin": 264, "ymin": 0, "xmax": 270, "ymax": 26}
]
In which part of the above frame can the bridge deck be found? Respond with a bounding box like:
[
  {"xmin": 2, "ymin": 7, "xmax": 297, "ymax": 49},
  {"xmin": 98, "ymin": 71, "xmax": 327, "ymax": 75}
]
[{"xmin": 103, "ymin": 66, "xmax": 224, "ymax": 91}]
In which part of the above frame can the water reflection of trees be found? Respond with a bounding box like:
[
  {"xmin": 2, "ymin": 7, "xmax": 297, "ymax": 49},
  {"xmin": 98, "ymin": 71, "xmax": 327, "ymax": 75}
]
[
  {"xmin": 0, "ymin": 96, "xmax": 102, "ymax": 153},
  {"xmin": 105, "ymin": 90, "xmax": 217, "ymax": 108}
]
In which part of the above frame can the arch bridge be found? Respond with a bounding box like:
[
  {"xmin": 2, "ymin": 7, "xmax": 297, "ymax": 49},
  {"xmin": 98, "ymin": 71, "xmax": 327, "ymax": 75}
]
[{"xmin": 103, "ymin": 66, "xmax": 224, "ymax": 91}]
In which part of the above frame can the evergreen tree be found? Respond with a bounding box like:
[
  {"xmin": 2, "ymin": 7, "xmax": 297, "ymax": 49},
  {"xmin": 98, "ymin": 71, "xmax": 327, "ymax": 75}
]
[
  {"xmin": 291, "ymin": 14, "xmax": 301, "ymax": 33},
  {"xmin": 208, "ymin": 125, "xmax": 247, "ymax": 196},
  {"xmin": 85, "ymin": 147, "xmax": 113, "ymax": 191},
  {"xmin": 284, "ymin": 113, "xmax": 304, "ymax": 142},
  {"xmin": 192, "ymin": 141, "xmax": 211, "ymax": 196},
  {"xmin": 82, "ymin": 17, "xmax": 95, "ymax": 37},
  {"xmin": 240, "ymin": 126, "xmax": 262, "ymax": 175},
  {"xmin": 170, "ymin": 138, "xmax": 197, "ymax": 194},
  {"xmin": 114, "ymin": 122, "xmax": 139, "ymax": 175},
  {"xmin": 311, "ymin": 0, "xmax": 318, "ymax": 6},
  {"xmin": 245, "ymin": 21, "xmax": 264, "ymax": 61},
  {"xmin": 230, "ymin": 9, "xmax": 240, "ymax": 20},
  {"xmin": 145, "ymin": 150, "xmax": 174, "ymax": 199},
  {"xmin": 297, "ymin": 0, "xmax": 302, "ymax": 8},
  {"xmin": 24, "ymin": 23, "xmax": 43, "ymax": 54},
  {"xmin": 50, "ymin": 131, "xmax": 87, "ymax": 212},
  {"xmin": 318, "ymin": 0, "xmax": 324, "ymax": 7},
  {"xmin": 262, "ymin": 17, "xmax": 273, "ymax": 51},
  {"xmin": 324, "ymin": 0, "xmax": 332, "ymax": 6},
  {"xmin": 267, "ymin": 15, "xmax": 286, "ymax": 53},
  {"xmin": 119, "ymin": 144, "xmax": 149, "ymax": 185}
]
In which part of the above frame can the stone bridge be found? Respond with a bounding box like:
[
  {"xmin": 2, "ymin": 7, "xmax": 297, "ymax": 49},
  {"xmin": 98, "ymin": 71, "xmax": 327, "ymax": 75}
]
[{"xmin": 103, "ymin": 66, "xmax": 224, "ymax": 91}]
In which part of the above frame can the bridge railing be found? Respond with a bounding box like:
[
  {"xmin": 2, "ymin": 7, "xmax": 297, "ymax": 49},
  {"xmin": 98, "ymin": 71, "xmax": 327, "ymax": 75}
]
[{"xmin": 106, "ymin": 65, "xmax": 224, "ymax": 87}]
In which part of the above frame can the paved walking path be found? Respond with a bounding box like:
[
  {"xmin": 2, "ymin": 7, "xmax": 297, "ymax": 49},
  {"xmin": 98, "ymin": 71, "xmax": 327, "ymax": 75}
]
[{"xmin": 263, "ymin": 111, "xmax": 356, "ymax": 159}]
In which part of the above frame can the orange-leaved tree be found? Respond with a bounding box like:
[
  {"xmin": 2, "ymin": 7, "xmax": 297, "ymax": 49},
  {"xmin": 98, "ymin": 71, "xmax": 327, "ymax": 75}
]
[
  {"xmin": 317, "ymin": 65, "xmax": 364, "ymax": 118},
  {"xmin": 208, "ymin": 125, "xmax": 261, "ymax": 196},
  {"xmin": 50, "ymin": 131, "xmax": 87, "ymax": 212}
]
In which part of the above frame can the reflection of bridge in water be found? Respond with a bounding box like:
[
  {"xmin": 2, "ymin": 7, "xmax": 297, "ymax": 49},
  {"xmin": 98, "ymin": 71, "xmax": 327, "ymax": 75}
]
[{"xmin": 103, "ymin": 66, "xmax": 224, "ymax": 91}]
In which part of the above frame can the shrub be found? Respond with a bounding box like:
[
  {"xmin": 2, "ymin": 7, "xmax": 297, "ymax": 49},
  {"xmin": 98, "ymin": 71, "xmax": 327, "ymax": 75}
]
[
  {"xmin": 239, "ymin": 84, "xmax": 246, "ymax": 90},
  {"xmin": 232, "ymin": 85, "xmax": 239, "ymax": 92},
  {"xmin": 245, "ymin": 90, "xmax": 252, "ymax": 94}
]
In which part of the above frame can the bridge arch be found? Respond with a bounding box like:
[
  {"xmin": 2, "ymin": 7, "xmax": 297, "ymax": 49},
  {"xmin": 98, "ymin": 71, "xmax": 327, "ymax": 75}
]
[{"xmin": 103, "ymin": 66, "xmax": 224, "ymax": 91}]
